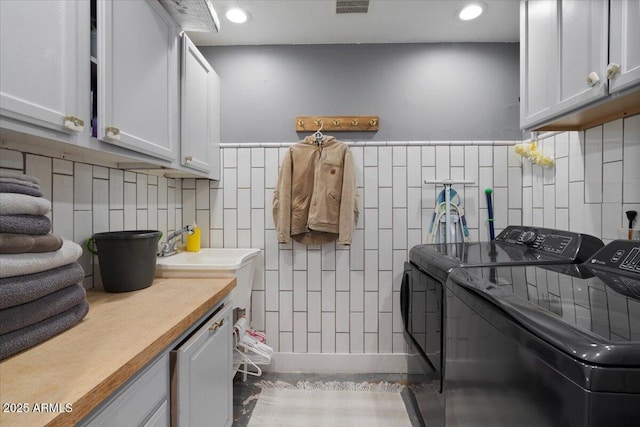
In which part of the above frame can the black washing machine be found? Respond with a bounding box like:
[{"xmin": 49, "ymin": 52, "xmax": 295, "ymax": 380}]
[
  {"xmin": 444, "ymin": 240, "xmax": 640, "ymax": 426},
  {"xmin": 401, "ymin": 226, "xmax": 604, "ymax": 427}
]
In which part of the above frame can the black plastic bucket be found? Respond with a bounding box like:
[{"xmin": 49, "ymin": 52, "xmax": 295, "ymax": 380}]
[{"xmin": 89, "ymin": 230, "xmax": 162, "ymax": 293}]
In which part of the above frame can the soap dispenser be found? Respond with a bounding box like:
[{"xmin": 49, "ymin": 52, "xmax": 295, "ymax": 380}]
[{"xmin": 186, "ymin": 223, "xmax": 201, "ymax": 252}]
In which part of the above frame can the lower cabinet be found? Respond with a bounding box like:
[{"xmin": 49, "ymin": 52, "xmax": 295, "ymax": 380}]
[
  {"xmin": 79, "ymin": 354, "xmax": 170, "ymax": 427},
  {"xmin": 171, "ymin": 303, "xmax": 233, "ymax": 427},
  {"xmin": 78, "ymin": 301, "xmax": 232, "ymax": 427}
]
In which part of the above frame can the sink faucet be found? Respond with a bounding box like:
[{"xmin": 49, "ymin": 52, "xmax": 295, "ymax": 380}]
[{"xmin": 157, "ymin": 225, "xmax": 195, "ymax": 257}]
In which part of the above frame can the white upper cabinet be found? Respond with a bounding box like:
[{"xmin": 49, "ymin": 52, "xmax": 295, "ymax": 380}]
[
  {"xmin": 0, "ymin": 0, "xmax": 87, "ymax": 134},
  {"xmin": 521, "ymin": 0, "xmax": 640, "ymax": 131},
  {"xmin": 520, "ymin": 0, "xmax": 609, "ymax": 129},
  {"xmin": 609, "ymin": 0, "xmax": 640, "ymax": 94},
  {"xmin": 1, "ymin": 0, "xmax": 218, "ymax": 178},
  {"xmin": 180, "ymin": 34, "xmax": 221, "ymax": 179},
  {"xmin": 97, "ymin": 0, "xmax": 179, "ymax": 161}
]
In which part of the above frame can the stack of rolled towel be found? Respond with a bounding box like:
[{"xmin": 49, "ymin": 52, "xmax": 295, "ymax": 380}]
[{"xmin": 0, "ymin": 171, "xmax": 89, "ymax": 361}]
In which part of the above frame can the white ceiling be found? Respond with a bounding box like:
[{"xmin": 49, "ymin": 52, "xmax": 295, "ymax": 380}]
[{"xmin": 187, "ymin": 0, "xmax": 520, "ymax": 46}]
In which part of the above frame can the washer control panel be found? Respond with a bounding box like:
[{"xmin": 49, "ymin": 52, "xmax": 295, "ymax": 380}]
[
  {"xmin": 588, "ymin": 240, "xmax": 640, "ymax": 275},
  {"xmin": 496, "ymin": 226, "xmax": 575, "ymax": 255}
]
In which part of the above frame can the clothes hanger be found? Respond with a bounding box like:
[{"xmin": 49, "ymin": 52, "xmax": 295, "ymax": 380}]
[{"xmin": 313, "ymin": 120, "xmax": 324, "ymax": 145}]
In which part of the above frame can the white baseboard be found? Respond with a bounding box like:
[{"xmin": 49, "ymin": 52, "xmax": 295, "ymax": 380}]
[{"xmin": 263, "ymin": 352, "xmax": 410, "ymax": 374}]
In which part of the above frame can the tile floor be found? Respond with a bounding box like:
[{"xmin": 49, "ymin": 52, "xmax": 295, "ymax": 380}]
[{"xmin": 232, "ymin": 371, "xmax": 429, "ymax": 427}]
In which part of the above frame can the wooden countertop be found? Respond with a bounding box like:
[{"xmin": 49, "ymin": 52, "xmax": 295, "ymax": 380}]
[{"xmin": 0, "ymin": 277, "xmax": 236, "ymax": 427}]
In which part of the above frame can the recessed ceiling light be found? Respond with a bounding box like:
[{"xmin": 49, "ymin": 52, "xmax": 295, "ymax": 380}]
[
  {"xmin": 457, "ymin": 3, "xmax": 486, "ymax": 21},
  {"xmin": 225, "ymin": 7, "xmax": 250, "ymax": 24}
]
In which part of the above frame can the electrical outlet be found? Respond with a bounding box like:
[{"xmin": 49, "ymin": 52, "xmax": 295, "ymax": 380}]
[{"xmin": 618, "ymin": 229, "xmax": 640, "ymax": 240}]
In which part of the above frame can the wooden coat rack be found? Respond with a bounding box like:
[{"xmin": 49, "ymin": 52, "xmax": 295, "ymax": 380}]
[{"xmin": 295, "ymin": 116, "xmax": 379, "ymax": 132}]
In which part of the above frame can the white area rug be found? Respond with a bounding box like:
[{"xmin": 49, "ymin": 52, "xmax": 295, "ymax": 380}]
[{"xmin": 247, "ymin": 381, "xmax": 413, "ymax": 427}]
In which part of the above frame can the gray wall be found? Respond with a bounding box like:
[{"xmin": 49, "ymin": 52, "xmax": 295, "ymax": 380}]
[{"xmin": 200, "ymin": 43, "xmax": 522, "ymax": 143}]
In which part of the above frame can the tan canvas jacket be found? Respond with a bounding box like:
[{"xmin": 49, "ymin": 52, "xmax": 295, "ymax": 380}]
[{"xmin": 273, "ymin": 135, "xmax": 359, "ymax": 245}]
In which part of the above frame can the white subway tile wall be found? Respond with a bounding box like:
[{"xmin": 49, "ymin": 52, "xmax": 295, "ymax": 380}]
[
  {"xmin": 2, "ymin": 114, "xmax": 638, "ymax": 354},
  {"xmin": 0, "ymin": 151, "xmax": 183, "ymax": 290},
  {"xmin": 521, "ymin": 114, "xmax": 640, "ymax": 243},
  {"xmin": 214, "ymin": 141, "xmax": 520, "ymax": 354}
]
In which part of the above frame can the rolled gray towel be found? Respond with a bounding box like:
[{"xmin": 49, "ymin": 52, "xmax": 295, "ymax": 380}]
[
  {"xmin": 0, "ymin": 240, "xmax": 82, "ymax": 279},
  {"xmin": 0, "ymin": 177, "xmax": 40, "ymax": 190},
  {"xmin": 0, "ymin": 300, "xmax": 89, "ymax": 361},
  {"xmin": 0, "ymin": 214, "xmax": 51, "ymax": 235},
  {"xmin": 0, "ymin": 193, "xmax": 50, "ymax": 215},
  {"xmin": 0, "ymin": 283, "xmax": 86, "ymax": 334},
  {"xmin": 0, "ymin": 263, "xmax": 85, "ymax": 309},
  {"xmin": 0, "ymin": 233, "xmax": 63, "ymax": 254},
  {"xmin": 0, "ymin": 171, "xmax": 40, "ymax": 186},
  {"xmin": 0, "ymin": 182, "xmax": 43, "ymax": 197}
]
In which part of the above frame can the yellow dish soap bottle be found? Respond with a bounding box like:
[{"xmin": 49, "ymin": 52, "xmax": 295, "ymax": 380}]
[{"xmin": 186, "ymin": 223, "xmax": 201, "ymax": 252}]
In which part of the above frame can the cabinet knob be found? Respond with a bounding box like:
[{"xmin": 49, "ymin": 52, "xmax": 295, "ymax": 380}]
[
  {"xmin": 209, "ymin": 319, "xmax": 224, "ymax": 332},
  {"xmin": 607, "ymin": 63, "xmax": 621, "ymax": 79},
  {"xmin": 185, "ymin": 156, "xmax": 193, "ymax": 164},
  {"xmin": 586, "ymin": 72, "xmax": 600, "ymax": 87},
  {"xmin": 64, "ymin": 115, "xmax": 84, "ymax": 132},
  {"xmin": 106, "ymin": 127, "xmax": 121, "ymax": 141}
]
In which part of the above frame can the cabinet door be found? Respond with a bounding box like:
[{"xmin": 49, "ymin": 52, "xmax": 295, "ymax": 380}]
[
  {"xmin": 520, "ymin": 0, "xmax": 559, "ymax": 128},
  {"xmin": 180, "ymin": 34, "xmax": 221, "ymax": 178},
  {"xmin": 210, "ymin": 71, "xmax": 221, "ymax": 181},
  {"xmin": 97, "ymin": 0, "xmax": 178, "ymax": 161},
  {"xmin": 609, "ymin": 0, "xmax": 640, "ymax": 93},
  {"xmin": 0, "ymin": 0, "xmax": 86, "ymax": 134},
  {"xmin": 172, "ymin": 303, "xmax": 233, "ymax": 427},
  {"xmin": 521, "ymin": 0, "xmax": 608, "ymax": 129},
  {"xmin": 557, "ymin": 0, "xmax": 608, "ymax": 108}
]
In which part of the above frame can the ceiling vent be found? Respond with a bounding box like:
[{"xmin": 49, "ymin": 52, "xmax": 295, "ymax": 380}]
[
  {"xmin": 336, "ymin": 0, "xmax": 370, "ymax": 14},
  {"xmin": 158, "ymin": 0, "xmax": 220, "ymax": 32}
]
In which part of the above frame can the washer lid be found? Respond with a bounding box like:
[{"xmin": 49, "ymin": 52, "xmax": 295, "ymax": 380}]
[
  {"xmin": 449, "ymin": 263, "xmax": 640, "ymax": 367},
  {"xmin": 410, "ymin": 226, "xmax": 604, "ymax": 273},
  {"xmin": 410, "ymin": 240, "xmax": 568, "ymax": 272}
]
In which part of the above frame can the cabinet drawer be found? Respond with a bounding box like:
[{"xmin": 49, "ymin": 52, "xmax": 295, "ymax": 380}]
[
  {"xmin": 80, "ymin": 354, "xmax": 169, "ymax": 427},
  {"xmin": 143, "ymin": 400, "xmax": 169, "ymax": 427}
]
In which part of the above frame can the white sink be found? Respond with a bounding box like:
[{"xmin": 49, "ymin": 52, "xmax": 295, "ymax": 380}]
[
  {"xmin": 156, "ymin": 248, "xmax": 260, "ymax": 276},
  {"xmin": 156, "ymin": 248, "xmax": 262, "ymax": 323}
]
